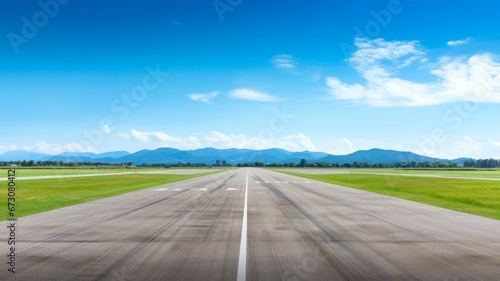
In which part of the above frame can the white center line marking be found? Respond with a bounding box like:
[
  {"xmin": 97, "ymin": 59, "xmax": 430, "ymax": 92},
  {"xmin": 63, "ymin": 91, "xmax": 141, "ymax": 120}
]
[{"xmin": 237, "ymin": 171, "xmax": 249, "ymax": 281}]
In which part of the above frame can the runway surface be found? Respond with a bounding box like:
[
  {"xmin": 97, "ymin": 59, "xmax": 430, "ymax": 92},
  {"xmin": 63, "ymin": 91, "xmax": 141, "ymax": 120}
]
[
  {"xmin": 0, "ymin": 168, "xmax": 217, "ymax": 181},
  {"xmin": 1, "ymin": 168, "xmax": 500, "ymax": 280}
]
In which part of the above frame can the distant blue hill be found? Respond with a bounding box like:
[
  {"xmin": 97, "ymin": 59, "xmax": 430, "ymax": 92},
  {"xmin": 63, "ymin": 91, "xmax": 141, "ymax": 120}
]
[
  {"xmin": 0, "ymin": 150, "xmax": 50, "ymax": 161},
  {"xmin": 318, "ymin": 148, "xmax": 461, "ymax": 165},
  {"xmin": 0, "ymin": 147, "xmax": 470, "ymax": 165}
]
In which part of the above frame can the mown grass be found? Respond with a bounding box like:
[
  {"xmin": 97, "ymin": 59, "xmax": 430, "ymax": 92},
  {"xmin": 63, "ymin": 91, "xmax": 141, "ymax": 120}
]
[
  {"xmin": 350, "ymin": 168, "xmax": 500, "ymax": 178},
  {"xmin": 280, "ymin": 171, "xmax": 500, "ymax": 220},
  {"xmin": 0, "ymin": 172, "xmax": 216, "ymax": 221},
  {"xmin": 0, "ymin": 168, "xmax": 166, "ymax": 177},
  {"xmin": 275, "ymin": 167, "xmax": 500, "ymax": 178}
]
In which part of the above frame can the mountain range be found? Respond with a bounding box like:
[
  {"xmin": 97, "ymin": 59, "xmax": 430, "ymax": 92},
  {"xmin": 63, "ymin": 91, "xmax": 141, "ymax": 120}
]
[{"xmin": 0, "ymin": 148, "xmax": 471, "ymax": 165}]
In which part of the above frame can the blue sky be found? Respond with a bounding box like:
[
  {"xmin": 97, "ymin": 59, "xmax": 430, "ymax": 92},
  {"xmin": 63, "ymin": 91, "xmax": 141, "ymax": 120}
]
[{"xmin": 1, "ymin": 0, "xmax": 500, "ymax": 159}]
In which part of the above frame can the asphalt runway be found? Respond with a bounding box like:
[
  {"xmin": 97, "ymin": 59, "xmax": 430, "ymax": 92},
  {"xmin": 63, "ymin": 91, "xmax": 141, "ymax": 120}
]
[
  {"xmin": 1, "ymin": 168, "xmax": 500, "ymax": 280},
  {"xmin": 0, "ymin": 168, "xmax": 217, "ymax": 181}
]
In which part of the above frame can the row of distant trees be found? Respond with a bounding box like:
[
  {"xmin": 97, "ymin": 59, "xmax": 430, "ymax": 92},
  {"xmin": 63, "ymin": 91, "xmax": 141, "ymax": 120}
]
[
  {"xmin": 235, "ymin": 160, "xmax": 462, "ymax": 168},
  {"xmin": 137, "ymin": 162, "xmax": 208, "ymax": 168},
  {"xmin": 463, "ymin": 159, "xmax": 500, "ymax": 168},
  {"xmin": 0, "ymin": 160, "xmax": 211, "ymax": 168},
  {"xmin": 0, "ymin": 160, "xmax": 134, "ymax": 167},
  {"xmin": 2, "ymin": 158, "xmax": 500, "ymax": 169}
]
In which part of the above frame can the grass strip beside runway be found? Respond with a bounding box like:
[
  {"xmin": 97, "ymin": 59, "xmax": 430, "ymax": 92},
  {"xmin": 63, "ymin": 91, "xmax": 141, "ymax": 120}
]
[
  {"xmin": 280, "ymin": 172, "xmax": 500, "ymax": 220},
  {"xmin": 1, "ymin": 173, "xmax": 215, "ymax": 221}
]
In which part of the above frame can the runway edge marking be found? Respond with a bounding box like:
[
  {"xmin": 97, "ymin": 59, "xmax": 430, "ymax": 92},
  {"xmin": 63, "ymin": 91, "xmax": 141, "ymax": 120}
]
[{"xmin": 237, "ymin": 171, "xmax": 249, "ymax": 281}]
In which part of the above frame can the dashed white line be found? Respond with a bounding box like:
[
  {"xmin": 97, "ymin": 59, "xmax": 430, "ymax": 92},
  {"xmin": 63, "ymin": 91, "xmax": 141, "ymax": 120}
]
[
  {"xmin": 154, "ymin": 188, "xmax": 168, "ymax": 191},
  {"xmin": 237, "ymin": 171, "xmax": 249, "ymax": 281}
]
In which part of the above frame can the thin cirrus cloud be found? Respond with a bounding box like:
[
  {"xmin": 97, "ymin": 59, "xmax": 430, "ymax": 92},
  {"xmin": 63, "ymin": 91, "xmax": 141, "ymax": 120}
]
[
  {"xmin": 229, "ymin": 88, "xmax": 278, "ymax": 102},
  {"xmin": 129, "ymin": 129, "xmax": 315, "ymax": 151},
  {"xmin": 187, "ymin": 91, "xmax": 219, "ymax": 103},
  {"xmin": 326, "ymin": 37, "xmax": 500, "ymax": 107},
  {"xmin": 271, "ymin": 54, "xmax": 298, "ymax": 74},
  {"xmin": 447, "ymin": 37, "xmax": 471, "ymax": 46}
]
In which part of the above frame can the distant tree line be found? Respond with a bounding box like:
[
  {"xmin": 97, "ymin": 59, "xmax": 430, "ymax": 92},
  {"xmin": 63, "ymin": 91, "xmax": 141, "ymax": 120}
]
[
  {"xmin": 235, "ymin": 159, "xmax": 463, "ymax": 168},
  {"xmin": 137, "ymin": 162, "xmax": 208, "ymax": 168},
  {"xmin": 3, "ymin": 158, "xmax": 500, "ymax": 169},
  {"xmin": 463, "ymin": 159, "xmax": 500, "ymax": 168},
  {"xmin": 0, "ymin": 160, "xmax": 134, "ymax": 167}
]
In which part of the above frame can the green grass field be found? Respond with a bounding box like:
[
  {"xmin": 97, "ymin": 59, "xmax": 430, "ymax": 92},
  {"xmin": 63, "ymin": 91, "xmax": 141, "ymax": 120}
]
[
  {"xmin": 349, "ymin": 168, "xmax": 500, "ymax": 178},
  {"xmin": 274, "ymin": 167, "xmax": 500, "ymax": 178},
  {"xmin": 1, "ymin": 172, "xmax": 216, "ymax": 221},
  {"xmin": 0, "ymin": 167, "xmax": 212, "ymax": 177},
  {"xmin": 280, "ymin": 171, "xmax": 500, "ymax": 220}
]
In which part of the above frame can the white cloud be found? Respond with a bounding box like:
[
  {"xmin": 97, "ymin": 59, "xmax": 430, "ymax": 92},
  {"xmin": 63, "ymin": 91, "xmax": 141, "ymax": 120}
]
[
  {"xmin": 130, "ymin": 129, "xmax": 200, "ymax": 149},
  {"xmin": 229, "ymin": 88, "xmax": 278, "ymax": 102},
  {"xmin": 447, "ymin": 37, "xmax": 471, "ymax": 46},
  {"xmin": 102, "ymin": 124, "xmax": 111, "ymax": 134},
  {"xmin": 280, "ymin": 133, "xmax": 315, "ymax": 151},
  {"xmin": 326, "ymin": 37, "xmax": 500, "ymax": 107},
  {"xmin": 188, "ymin": 91, "xmax": 218, "ymax": 104},
  {"xmin": 115, "ymin": 133, "xmax": 131, "ymax": 140},
  {"xmin": 489, "ymin": 139, "xmax": 500, "ymax": 147},
  {"xmin": 21, "ymin": 141, "xmax": 97, "ymax": 154},
  {"xmin": 330, "ymin": 138, "xmax": 355, "ymax": 155},
  {"xmin": 0, "ymin": 145, "xmax": 17, "ymax": 154},
  {"xmin": 341, "ymin": 138, "xmax": 354, "ymax": 153},
  {"xmin": 271, "ymin": 54, "xmax": 298, "ymax": 74},
  {"xmin": 129, "ymin": 129, "xmax": 315, "ymax": 151},
  {"xmin": 452, "ymin": 136, "xmax": 482, "ymax": 157}
]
